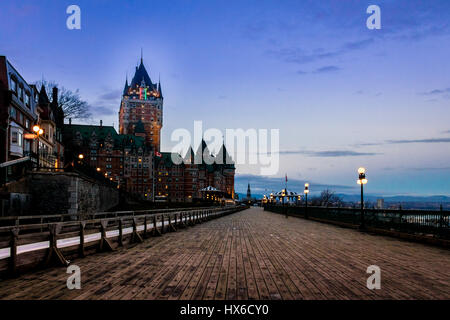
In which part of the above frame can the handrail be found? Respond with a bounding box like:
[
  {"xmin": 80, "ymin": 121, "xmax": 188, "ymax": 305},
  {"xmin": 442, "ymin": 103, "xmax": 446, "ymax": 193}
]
[
  {"xmin": 0, "ymin": 206, "xmax": 225, "ymax": 226},
  {"xmin": 0, "ymin": 205, "xmax": 249, "ymax": 277}
]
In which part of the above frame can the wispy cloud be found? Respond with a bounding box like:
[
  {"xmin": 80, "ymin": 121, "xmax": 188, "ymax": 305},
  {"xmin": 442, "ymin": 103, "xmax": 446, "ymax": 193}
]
[
  {"xmin": 386, "ymin": 138, "xmax": 450, "ymax": 144},
  {"xmin": 235, "ymin": 173, "xmax": 354, "ymax": 194},
  {"xmin": 90, "ymin": 105, "xmax": 115, "ymax": 116},
  {"xmin": 279, "ymin": 150, "xmax": 380, "ymax": 157},
  {"xmin": 313, "ymin": 65, "xmax": 340, "ymax": 74},
  {"xmin": 411, "ymin": 166, "xmax": 450, "ymax": 171},
  {"xmin": 267, "ymin": 38, "xmax": 374, "ymax": 65},
  {"xmin": 98, "ymin": 89, "xmax": 121, "ymax": 101},
  {"xmin": 354, "ymin": 136, "xmax": 450, "ymax": 147},
  {"xmin": 420, "ymin": 88, "xmax": 450, "ymax": 95}
]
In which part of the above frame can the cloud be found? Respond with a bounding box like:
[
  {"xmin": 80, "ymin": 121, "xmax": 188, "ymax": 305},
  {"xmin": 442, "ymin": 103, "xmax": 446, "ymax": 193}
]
[
  {"xmin": 313, "ymin": 65, "xmax": 340, "ymax": 73},
  {"xmin": 411, "ymin": 167, "xmax": 450, "ymax": 171},
  {"xmin": 279, "ymin": 150, "xmax": 381, "ymax": 157},
  {"xmin": 355, "ymin": 135, "xmax": 450, "ymax": 147},
  {"xmin": 234, "ymin": 173, "xmax": 354, "ymax": 194},
  {"xmin": 386, "ymin": 138, "xmax": 450, "ymax": 144},
  {"xmin": 267, "ymin": 38, "xmax": 374, "ymax": 65},
  {"xmin": 420, "ymin": 88, "xmax": 450, "ymax": 95},
  {"xmin": 90, "ymin": 106, "xmax": 115, "ymax": 116},
  {"xmin": 99, "ymin": 90, "xmax": 121, "ymax": 101}
]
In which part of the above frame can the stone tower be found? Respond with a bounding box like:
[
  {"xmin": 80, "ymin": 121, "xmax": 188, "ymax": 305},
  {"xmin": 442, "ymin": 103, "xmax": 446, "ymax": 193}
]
[{"xmin": 119, "ymin": 54, "xmax": 163, "ymax": 151}]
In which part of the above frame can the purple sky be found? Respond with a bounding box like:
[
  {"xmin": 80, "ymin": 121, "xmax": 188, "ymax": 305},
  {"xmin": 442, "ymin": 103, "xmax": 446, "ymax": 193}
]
[{"xmin": 1, "ymin": 0, "xmax": 450, "ymax": 196}]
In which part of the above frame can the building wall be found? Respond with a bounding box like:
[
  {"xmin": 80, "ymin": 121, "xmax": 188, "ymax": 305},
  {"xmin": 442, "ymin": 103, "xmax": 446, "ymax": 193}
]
[
  {"xmin": 0, "ymin": 171, "xmax": 119, "ymax": 216},
  {"xmin": 0, "ymin": 56, "xmax": 38, "ymax": 165}
]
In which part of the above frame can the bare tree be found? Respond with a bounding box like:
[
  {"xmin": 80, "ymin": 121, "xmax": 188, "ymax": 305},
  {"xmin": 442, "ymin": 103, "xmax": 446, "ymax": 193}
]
[
  {"xmin": 35, "ymin": 80, "xmax": 91, "ymax": 121},
  {"xmin": 311, "ymin": 189, "xmax": 344, "ymax": 207}
]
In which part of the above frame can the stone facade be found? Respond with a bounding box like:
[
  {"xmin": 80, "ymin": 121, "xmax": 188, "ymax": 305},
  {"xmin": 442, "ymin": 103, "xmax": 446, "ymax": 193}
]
[{"xmin": 0, "ymin": 171, "xmax": 119, "ymax": 216}]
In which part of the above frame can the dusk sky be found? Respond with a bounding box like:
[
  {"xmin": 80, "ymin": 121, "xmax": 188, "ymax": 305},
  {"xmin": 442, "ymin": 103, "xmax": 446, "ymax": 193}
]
[{"xmin": 1, "ymin": 0, "xmax": 450, "ymax": 196}]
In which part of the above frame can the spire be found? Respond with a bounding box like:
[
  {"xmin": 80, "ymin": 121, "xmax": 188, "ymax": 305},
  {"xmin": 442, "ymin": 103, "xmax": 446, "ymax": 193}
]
[
  {"xmin": 131, "ymin": 52, "xmax": 152, "ymax": 88},
  {"xmin": 140, "ymin": 47, "xmax": 143, "ymax": 64},
  {"xmin": 38, "ymin": 84, "xmax": 49, "ymax": 105},
  {"xmin": 123, "ymin": 75, "xmax": 129, "ymax": 95},
  {"xmin": 247, "ymin": 183, "xmax": 251, "ymax": 198},
  {"xmin": 157, "ymin": 77, "xmax": 162, "ymax": 98}
]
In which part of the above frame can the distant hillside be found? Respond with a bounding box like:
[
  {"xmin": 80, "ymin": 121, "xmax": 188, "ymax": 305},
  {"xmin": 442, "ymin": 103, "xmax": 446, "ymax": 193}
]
[{"xmin": 337, "ymin": 194, "xmax": 450, "ymax": 203}]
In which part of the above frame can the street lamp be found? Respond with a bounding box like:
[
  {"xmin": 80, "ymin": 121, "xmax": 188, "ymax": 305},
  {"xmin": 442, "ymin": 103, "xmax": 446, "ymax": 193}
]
[
  {"xmin": 357, "ymin": 167, "xmax": 368, "ymax": 229},
  {"xmin": 304, "ymin": 183, "xmax": 309, "ymax": 219},
  {"xmin": 32, "ymin": 125, "xmax": 43, "ymax": 169},
  {"xmin": 78, "ymin": 154, "xmax": 84, "ymax": 160}
]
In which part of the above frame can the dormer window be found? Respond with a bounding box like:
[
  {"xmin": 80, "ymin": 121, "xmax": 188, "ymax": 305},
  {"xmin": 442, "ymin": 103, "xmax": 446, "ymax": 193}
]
[
  {"xmin": 10, "ymin": 77, "xmax": 17, "ymax": 94},
  {"xmin": 25, "ymin": 94, "xmax": 30, "ymax": 107}
]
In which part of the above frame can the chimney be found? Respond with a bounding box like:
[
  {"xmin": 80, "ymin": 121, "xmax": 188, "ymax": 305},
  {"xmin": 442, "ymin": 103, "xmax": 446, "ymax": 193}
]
[
  {"xmin": 52, "ymin": 87, "xmax": 58, "ymax": 105},
  {"xmin": 100, "ymin": 120, "xmax": 103, "ymax": 127},
  {"xmin": 69, "ymin": 118, "xmax": 72, "ymax": 125}
]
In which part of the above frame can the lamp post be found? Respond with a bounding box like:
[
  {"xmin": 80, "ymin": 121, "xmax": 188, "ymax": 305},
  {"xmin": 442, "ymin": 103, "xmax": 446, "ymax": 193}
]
[
  {"xmin": 304, "ymin": 183, "xmax": 309, "ymax": 219},
  {"xmin": 357, "ymin": 167, "xmax": 368, "ymax": 229},
  {"xmin": 282, "ymin": 188, "xmax": 287, "ymax": 218},
  {"xmin": 32, "ymin": 125, "xmax": 43, "ymax": 169}
]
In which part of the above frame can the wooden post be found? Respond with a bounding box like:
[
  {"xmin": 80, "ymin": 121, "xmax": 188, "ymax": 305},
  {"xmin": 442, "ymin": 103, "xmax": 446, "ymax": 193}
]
[
  {"xmin": 9, "ymin": 228, "xmax": 19, "ymax": 276},
  {"xmin": 99, "ymin": 220, "xmax": 114, "ymax": 252},
  {"xmin": 44, "ymin": 223, "xmax": 69, "ymax": 267},
  {"xmin": 118, "ymin": 218, "xmax": 123, "ymax": 246},
  {"xmin": 161, "ymin": 215, "xmax": 165, "ymax": 234},
  {"xmin": 131, "ymin": 218, "xmax": 143, "ymax": 243},
  {"xmin": 153, "ymin": 215, "xmax": 161, "ymax": 236},
  {"xmin": 79, "ymin": 221, "xmax": 86, "ymax": 258},
  {"xmin": 179, "ymin": 213, "xmax": 186, "ymax": 228},
  {"xmin": 143, "ymin": 216, "xmax": 148, "ymax": 239},
  {"xmin": 169, "ymin": 214, "xmax": 177, "ymax": 232}
]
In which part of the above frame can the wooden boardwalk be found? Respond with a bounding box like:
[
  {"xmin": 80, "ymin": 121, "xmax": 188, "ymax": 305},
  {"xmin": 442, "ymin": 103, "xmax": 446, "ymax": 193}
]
[{"xmin": 0, "ymin": 207, "xmax": 449, "ymax": 300}]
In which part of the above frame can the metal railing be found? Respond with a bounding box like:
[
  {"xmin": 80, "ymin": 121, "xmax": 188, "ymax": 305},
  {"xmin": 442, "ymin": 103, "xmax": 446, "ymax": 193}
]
[{"xmin": 264, "ymin": 204, "xmax": 449, "ymax": 240}]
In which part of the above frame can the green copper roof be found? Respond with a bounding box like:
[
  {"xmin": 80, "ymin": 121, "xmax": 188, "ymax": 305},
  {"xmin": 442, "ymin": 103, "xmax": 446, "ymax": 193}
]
[{"xmin": 63, "ymin": 124, "xmax": 147, "ymax": 149}]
